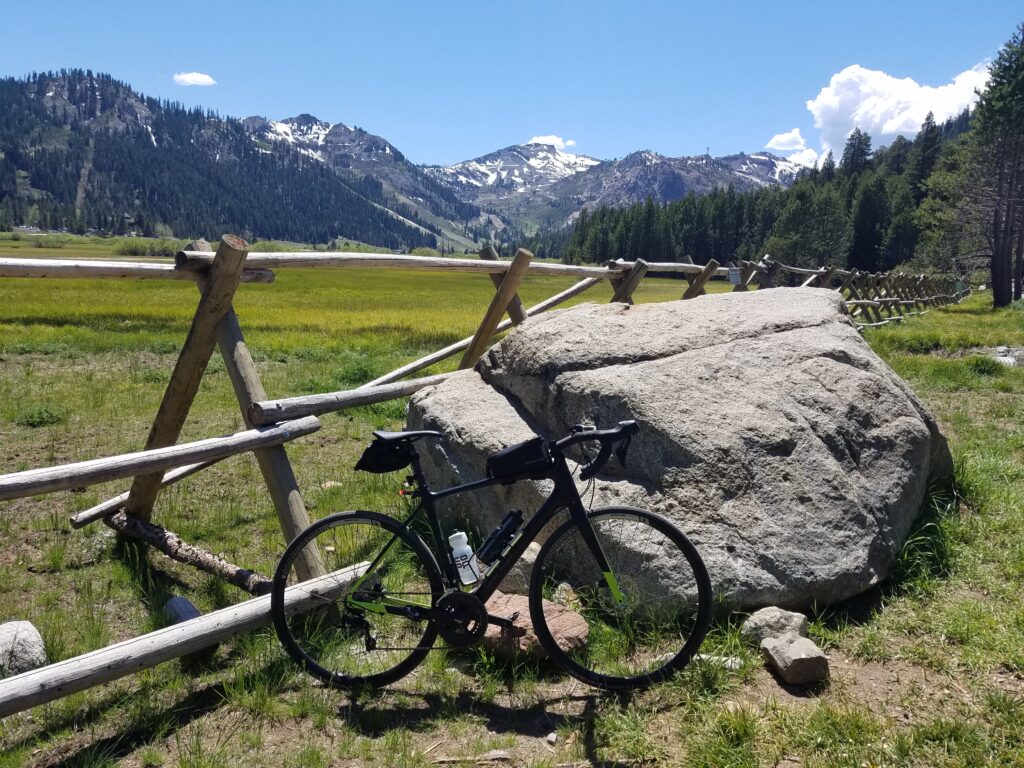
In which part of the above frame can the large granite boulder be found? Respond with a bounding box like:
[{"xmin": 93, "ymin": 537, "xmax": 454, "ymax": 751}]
[{"xmin": 408, "ymin": 288, "xmax": 950, "ymax": 609}]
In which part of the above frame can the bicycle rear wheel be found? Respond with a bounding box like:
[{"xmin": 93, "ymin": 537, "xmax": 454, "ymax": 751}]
[
  {"xmin": 271, "ymin": 510, "xmax": 444, "ymax": 688},
  {"xmin": 529, "ymin": 507, "xmax": 712, "ymax": 690}
]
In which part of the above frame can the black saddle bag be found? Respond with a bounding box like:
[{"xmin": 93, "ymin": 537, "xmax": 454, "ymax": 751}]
[
  {"xmin": 354, "ymin": 439, "xmax": 415, "ymax": 474},
  {"xmin": 486, "ymin": 436, "xmax": 551, "ymax": 483}
]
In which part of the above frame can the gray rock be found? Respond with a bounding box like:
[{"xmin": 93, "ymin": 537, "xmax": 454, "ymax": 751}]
[
  {"xmin": 694, "ymin": 653, "xmax": 744, "ymax": 671},
  {"xmin": 164, "ymin": 596, "xmax": 201, "ymax": 625},
  {"xmin": 499, "ymin": 541, "xmax": 541, "ymax": 594},
  {"xmin": 408, "ymin": 289, "xmax": 951, "ymax": 609},
  {"xmin": 0, "ymin": 621, "xmax": 47, "ymax": 677},
  {"xmin": 760, "ymin": 635, "xmax": 829, "ymax": 685},
  {"xmin": 740, "ymin": 607, "xmax": 809, "ymax": 644}
]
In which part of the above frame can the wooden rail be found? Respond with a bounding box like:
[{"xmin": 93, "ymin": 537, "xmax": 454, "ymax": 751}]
[
  {"xmin": 0, "ymin": 416, "xmax": 320, "ymax": 501},
  {"xmin": 0, "ymin": 563, "xmax": 367, "ymax": 718},
  {"xmin": 0, "ymin": 257, "xmax": 274, "ymax": 282},
  {"xmin": 176, "ymin": 250, "xmax": 624, "ymax": 278}
]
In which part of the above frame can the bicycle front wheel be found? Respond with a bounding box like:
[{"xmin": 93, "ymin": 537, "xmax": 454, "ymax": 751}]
[
  {"xmin": 271, "ymin": 510, "xmax": 444, "ymax": 688},
  {"xmin": 529, "ymin": 507, "xmax": 712, "ymax": 690}
]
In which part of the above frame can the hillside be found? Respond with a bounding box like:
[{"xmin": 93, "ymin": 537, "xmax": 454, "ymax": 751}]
[{"xmin": 0, "ymin": 70, "xmax": 438, "ymax": 249}]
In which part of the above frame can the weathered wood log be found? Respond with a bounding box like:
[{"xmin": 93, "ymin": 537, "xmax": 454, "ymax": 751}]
[
  {"xmin": 105, "ymin": 512, "xmax": 270, "ymax": 595},
  {"xmin": 0, "ymin": 563, "xmax": 368, "ymax": 718},
  {"xmin": 610, "ymin": 260, "xmax": 727, "ymax": 276},
  {"xmin": 0, "ymin": 416, "xmax": 320, "ymax": 502},
  {"xmin": 177, "ymin": 250, "xmax": 621, "ymax": 279},
  {"xmin": 359, "ymin": 276, "xmax": 603, "ymax": 388},
  {"xmin": 0, "ymin": 257, "xmax": 274, "ymax": 283},
  {"xmin": 460, "ymin": 248, "xmax": 533, "ymax": 368},
  {"xmin": 70, "ymin": 458, "xmax": 224, "ymax": 529},
  {"xmin": 611, "ymin": 259, "xmax": 649, "ymax": 304},
  {"xmin": 250, "ymin": 373, "xmax": 453, "ymax": 426},
  {"xmin": 480, "ymin": 246, "xmax": 527, "ymax": 324},
  {"xmin": 206, "ymin": 279, "xmax": 323, "ymax": 582},
  {"xmin": 126, "ymin": 236, "xmax": 250, "ymax": 521},
  {"xmin": 733, "ymin": 261, "xmax": 759, "ymax": 291},
  {"xmin": 682, "ymin": 259, "xmax": 721, "ymax": 300},
  {"xmin": 757, "ymin": 259, "xmax": 782, "ymax": 289}
]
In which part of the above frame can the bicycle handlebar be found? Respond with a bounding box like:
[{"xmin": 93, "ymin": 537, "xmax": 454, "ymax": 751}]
[{"xmin": 553, "ymin": 420, "xmax": 638, "ymax": 480}]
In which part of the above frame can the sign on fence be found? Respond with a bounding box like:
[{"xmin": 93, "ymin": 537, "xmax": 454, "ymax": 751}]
[{"xmin": 728, "ymin": 267, "xmax": 742, "ymax": 285}]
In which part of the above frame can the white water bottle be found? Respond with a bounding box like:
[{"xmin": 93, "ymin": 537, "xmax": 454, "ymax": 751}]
[{"xmin": 448, "ymin": 531, "xmax": 480, "ymax": 586}]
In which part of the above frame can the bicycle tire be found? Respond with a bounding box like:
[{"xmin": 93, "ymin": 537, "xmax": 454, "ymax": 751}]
[
  {"xmin": 528, "ymin": 506, "xmax": 712, "ymax": 690},
  {"xmin": 271, "ymin": 510, "xmax": 444, "ymax": 688}
]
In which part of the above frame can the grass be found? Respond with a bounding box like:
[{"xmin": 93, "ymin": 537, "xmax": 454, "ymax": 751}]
[{"xmin": 0, "ymin": 239, "xmax": 1022, "ymax": 765}]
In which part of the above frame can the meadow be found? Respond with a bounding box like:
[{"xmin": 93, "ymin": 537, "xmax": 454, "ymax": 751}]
[{"xmin": 0, "ymin": 236, "xmax": 1022, "ymax": 767}]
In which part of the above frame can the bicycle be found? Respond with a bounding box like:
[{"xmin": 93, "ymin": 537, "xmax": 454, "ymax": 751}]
[{"xmin": 271, "ymin": 420, "xmax": 712, "ymax": 691}]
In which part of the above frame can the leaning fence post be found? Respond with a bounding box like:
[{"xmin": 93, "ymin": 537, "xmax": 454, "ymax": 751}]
[
  {"xmin": 124, "ymin": 235, "xmax": 249, "ymax": 522},
  {"xmin": 212, "ymin": 296, "xmax": 326, "ymax": 581},
  {"xmin": 460, "ymin": 248, "xmax": 533, "ymax": 368},
  {"xmin": 480, "ymin": 246, "xmax": 528, "ymax": 324},
  {"xmin": 611, "ymin": 259, "xmax": 649, "ymax": 304},
  {"xmin": 682, "ymin": 259, "xmax": 720, "ymax": 299}
]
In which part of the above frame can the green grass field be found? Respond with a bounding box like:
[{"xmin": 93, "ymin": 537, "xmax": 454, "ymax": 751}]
[{"xmin": 0, "ymin": 238, "xmax": 1022, "ymax": 767}]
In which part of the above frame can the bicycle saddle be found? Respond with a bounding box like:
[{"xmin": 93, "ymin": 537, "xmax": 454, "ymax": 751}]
[{"xmin": 371, "ymin": 430, "xmax": 443, "ymax": 445}]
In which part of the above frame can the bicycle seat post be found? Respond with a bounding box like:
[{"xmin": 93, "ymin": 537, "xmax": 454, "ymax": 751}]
[{"xmin": 408, "ymin": 449, "xmax": 430, "ymax": 494}]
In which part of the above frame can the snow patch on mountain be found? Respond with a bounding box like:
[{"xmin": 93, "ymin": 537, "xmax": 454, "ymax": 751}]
[{"xmin": 427, "ymin": 143, "xmax": 599, "ymax": 192}]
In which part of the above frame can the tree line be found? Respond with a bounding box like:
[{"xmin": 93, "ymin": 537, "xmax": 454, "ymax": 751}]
[{"xmin": 525, "ymin": 23, "xmax": 1022, "ymax": 308}]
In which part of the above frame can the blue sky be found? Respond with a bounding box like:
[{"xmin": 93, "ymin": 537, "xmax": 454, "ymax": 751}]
[{"xmin": 1, "ymin": 1, "xmax": 1019, "ymax": 166}]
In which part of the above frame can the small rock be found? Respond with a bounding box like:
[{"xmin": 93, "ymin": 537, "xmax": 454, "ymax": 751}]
[
  {"xmin": 695, "ymin": 653, "xmax": 743, "ymax": 671},
  {"xmin": 480, "ymin": 749, "xmax": 511, "ymax": 762},
  {"xmin": 322, "ymin": 480, "xmax": 345, "ymax": 489},
  {"xmin": 164, "ymin": 596, "xmax": 201, "ymax": 625},
  {"xmin": 499, "ymin": 542, "xmax": 540, "ymax": 594},
  {"xmin": 546, "ymin": 731, "xmax": 558, "ymax": 745},
  {"xmin": 0, "ymin": 621, "xmax": 48, "ymax": 677},
  {"xmin": 482, "ymin": 591, "xmax": 588, "ymax": 660},
  {"xmin": 760, "ymin": 635, "xmax": 829, "ymax": 686},
  {"xmin": 740, "ymin": 607, "xmax": 809, "ymax": 644}
]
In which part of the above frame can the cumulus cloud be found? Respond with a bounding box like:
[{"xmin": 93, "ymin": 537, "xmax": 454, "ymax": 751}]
[
  {"xmin": 763, "ymin": 127, "xmax": 817, "ymax": 167},
  {"xmin": 173, "ymin": 71, "xmax": 217, "ymax": 87},
  {"xmin": 766, "ymin": 128, "xmax": 807, "ymax": 152},
  {"xmin": 807, "ymin": 63, "xmax": 988, "ymax": 152},
  {"xmin": 527, "ymin": 134, "xmax": 576, "ymax": 150}
]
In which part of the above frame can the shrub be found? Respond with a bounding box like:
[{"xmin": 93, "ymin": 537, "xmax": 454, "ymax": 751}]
[
  {"xmin": 965, "ymin": 355, "xmax": 1004, "ymax": 376},
  {"xmin": 14, "ymin": 405, "xmax": 66, "ymax": 428}
]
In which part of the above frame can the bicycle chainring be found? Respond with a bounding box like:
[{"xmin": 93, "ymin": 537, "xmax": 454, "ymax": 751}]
[{"xmin": 436, "ymin": 591, "xmax": 489, "ymax": 648}]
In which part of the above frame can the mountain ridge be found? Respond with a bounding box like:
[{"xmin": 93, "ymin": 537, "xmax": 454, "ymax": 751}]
[{"xmin": 0, "ymin": 69, "xmax": 804, "ymax": 245}]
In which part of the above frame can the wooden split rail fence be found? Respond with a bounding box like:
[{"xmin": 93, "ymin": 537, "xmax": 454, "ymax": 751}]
[{"xmin": 0, "ymin": 239, "xmax": 968, "ymax": 716}]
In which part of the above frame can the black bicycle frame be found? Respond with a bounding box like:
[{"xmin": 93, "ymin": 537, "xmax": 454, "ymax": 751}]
[{"xmin": 368, "ymin": 443, "xmax": 618, "ymax": 615}]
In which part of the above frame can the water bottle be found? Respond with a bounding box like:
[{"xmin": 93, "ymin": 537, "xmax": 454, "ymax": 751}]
[{"xmin": 448, "ymin": 531, "xmax": 481, "ymax": 586}]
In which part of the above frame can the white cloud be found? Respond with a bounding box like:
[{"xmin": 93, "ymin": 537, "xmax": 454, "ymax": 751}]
[
  {"xmin": 527, "ymin": 134, "xmax": 576, "ymax": 150},
  {"xmin": 787, "ymin": 147, "xmax": 820, "ymax": 168},
  {"xmin": 806, "ymin": 63, "xmax": 988, "ymax": 152},
  {"xmin": 766, "ymin": 128, "xmax": 806, "ymax": 152},
  {"xmin": 173, "ymin": 71, "xmax": 217, "ymax": 87}
]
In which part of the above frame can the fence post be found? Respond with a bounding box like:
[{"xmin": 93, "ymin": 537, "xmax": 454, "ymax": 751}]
[
  {"xmin": 213, "ymin": 300, "xmax": 326, "ymax": 581},
  {"xmin": 460, "ymin": 248, "xmax": 533, "ymax": 368},
  {"xmin": 682, "ymin": 260, "xmax": 720, "ymax": 299},
  {"xmin": 757, "ymin": 259, "xmax": 781, "ymax": 289},
  {"xmin": 124, "ymin": 235, "xmax": 249, "ymax": 522},
  {"xmin": 480, "ymin": 246, "xmax": 528, "ymax": 324},
  {"xmin": 733, "ymin": 261, "xmax": 758, "ymax": 291},
  {"xmin": 611, "ymin": 259, "xmax": 649, "ymax": 304}
]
